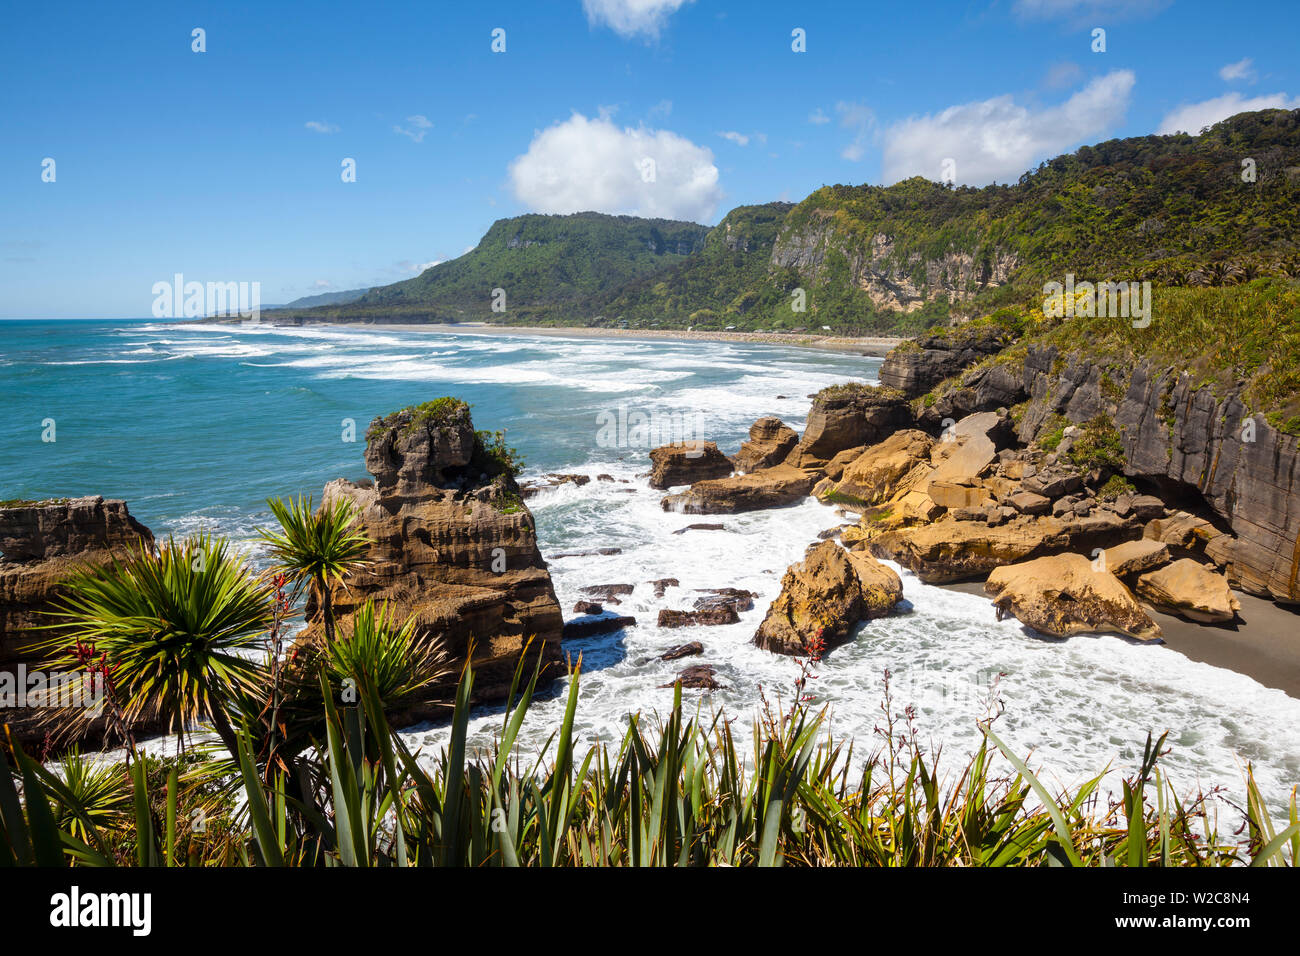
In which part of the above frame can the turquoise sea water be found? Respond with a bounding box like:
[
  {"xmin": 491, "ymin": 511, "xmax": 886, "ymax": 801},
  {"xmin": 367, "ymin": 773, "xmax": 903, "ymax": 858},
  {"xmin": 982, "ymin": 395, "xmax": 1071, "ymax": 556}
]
[{"xmin": 4, "ymin": 319, "xmax": 1299, "ymax": 812}]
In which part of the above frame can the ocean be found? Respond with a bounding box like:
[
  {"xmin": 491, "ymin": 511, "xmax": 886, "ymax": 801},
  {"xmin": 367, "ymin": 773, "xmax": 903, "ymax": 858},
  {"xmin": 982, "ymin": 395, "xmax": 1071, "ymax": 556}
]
[{"xmin": 3, "ymin": 319, "xmax": 1298, "ymax": 810}]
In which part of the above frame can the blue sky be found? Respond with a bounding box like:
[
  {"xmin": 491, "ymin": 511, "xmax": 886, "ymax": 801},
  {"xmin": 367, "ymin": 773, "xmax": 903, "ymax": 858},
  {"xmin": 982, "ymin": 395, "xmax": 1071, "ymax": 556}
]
[{"xmin": 1, "ymin": 0, "xmax": 1295, "ymax": 318}]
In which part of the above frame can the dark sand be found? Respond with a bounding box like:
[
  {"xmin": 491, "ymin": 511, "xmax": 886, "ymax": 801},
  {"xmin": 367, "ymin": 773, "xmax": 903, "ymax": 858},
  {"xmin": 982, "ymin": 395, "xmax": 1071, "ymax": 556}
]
[{"xmin": 946, "ymin": 580, "xmax": 1300, "ymax": 699}]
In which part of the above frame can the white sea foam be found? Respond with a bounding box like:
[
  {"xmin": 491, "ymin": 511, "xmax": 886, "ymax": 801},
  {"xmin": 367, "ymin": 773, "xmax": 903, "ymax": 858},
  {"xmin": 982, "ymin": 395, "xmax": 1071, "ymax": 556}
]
[{"xmin": 96, "ymin": 322, "xmax": 1299, "ymax": 815}]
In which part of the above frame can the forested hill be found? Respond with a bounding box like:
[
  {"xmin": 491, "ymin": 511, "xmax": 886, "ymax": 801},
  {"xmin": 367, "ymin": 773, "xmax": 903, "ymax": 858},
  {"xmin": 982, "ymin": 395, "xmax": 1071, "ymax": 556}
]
[{"xmin": 269, "ymin": 109, "xmax": 1300, "ymax": 334}]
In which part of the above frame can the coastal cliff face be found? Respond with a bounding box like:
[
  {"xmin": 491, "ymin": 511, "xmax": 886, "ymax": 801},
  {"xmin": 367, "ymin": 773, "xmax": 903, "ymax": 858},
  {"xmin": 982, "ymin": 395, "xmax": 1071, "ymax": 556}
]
[
  {"xmin": 0, "ymin": 497, "xmax": 153, "ymax": 666},
  {"xmin": 910, "ymin": 341, "xmax": 1300, "ymax": 604},
  {"xmin": 0, "ymin": 497, "xmax": 154, "ymax": 748},
  {"xmin": 770, "ymin": 213, "xmax": 1020, "ymax": 313},
  {"xmin": 319, "ymin": 403, "xmax": 564, "ymax": 707}
]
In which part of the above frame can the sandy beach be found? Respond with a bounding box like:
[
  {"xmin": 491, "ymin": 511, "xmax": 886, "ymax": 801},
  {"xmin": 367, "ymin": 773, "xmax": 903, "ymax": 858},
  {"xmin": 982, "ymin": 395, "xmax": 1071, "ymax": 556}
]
[
  {"xmin": 945, "ymin": 580, "xmax": 1300, "ymax": 698},
  {"xmin": 244, "ymin": 319, "xmax": 907, "ymax": 357}
]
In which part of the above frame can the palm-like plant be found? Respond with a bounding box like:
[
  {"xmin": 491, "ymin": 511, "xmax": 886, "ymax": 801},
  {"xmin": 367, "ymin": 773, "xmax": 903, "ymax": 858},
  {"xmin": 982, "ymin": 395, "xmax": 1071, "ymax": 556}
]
[
  {"xmin": 259, "ymin": 495, "xmax": 370, "ymax": 645},
  {"xmin": 40, "ymin": 535, "xmax": 273, "ymax": 755},
  {"xmin": 51, "ymin": 749, "xmax": 130, "ymax": 843}
]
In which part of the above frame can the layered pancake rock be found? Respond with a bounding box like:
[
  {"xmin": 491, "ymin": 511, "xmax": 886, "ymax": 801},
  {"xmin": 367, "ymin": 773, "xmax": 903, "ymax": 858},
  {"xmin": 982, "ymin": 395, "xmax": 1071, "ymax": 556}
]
[
  {"xmin": 320, "ymin": 403, "xmax": 563, "ymax": 709},
  {"xmin": 0, "ymin": 496, "xmax": 154, "ymax": 749}
]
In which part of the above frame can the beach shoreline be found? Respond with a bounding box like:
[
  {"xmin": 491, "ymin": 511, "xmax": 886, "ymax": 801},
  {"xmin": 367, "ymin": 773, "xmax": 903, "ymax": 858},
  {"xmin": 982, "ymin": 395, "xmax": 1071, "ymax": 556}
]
[
  {"xmin": 226, "ymin": 319, "xmax": 907, "ymax": 356},
  {"xmin": 944, "ymin": 580, "xmax": 1300, "ymax": 699}
]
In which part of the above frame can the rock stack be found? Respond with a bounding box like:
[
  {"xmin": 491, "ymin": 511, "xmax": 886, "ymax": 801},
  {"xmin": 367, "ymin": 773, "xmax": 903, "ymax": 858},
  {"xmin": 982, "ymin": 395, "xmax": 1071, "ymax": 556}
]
[{"xmin": 319, "ymin": 401, "xmax": 563, "ymax": 709}]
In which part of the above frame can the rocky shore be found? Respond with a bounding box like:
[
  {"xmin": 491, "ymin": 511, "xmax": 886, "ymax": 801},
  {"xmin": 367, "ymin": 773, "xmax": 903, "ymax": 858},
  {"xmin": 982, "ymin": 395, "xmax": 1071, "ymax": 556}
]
[
  {"xmin": 6, "ymin": 324, "xmax": 1299, "ymax": 755},
  {"xmin": 633, "ymin": 322, "xmax": 1300, "ymax": 677}
]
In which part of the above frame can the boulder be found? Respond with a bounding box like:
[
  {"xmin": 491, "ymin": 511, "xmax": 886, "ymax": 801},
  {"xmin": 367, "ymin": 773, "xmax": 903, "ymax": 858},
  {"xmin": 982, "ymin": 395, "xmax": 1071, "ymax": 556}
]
[
  {"xmin": 648, "ymin": 441, "xmax": 733, "ymax": 490},
  {"xmin": 1143, "ymin": 511, "xmax": 1223, "ymax": 554},
  {"xmin": 927, "ymin": 480, "xmax": 990, "ymax": 510},
  {"xmin": 661, "ymin": 464, "xmax": 818, "ymax": 514},
  {"xmin": 753, "ymin": 541, "xmax": 903, "ymax": 656},
  {"xmin": 562, "ymin": 615, "xmax": 638, "ymax": 639},
  {"xmin": 985, "ymin": 553, "xmax": 1162, "ymax": 641},
  {"xmin": 784, "ymin": 385, "xmax": 913, "ymax": 469},
  {"xmin": 925, "ymin": 412, "xmax": 1003, "ymax": 488},
  {"xmin": 320, "ymin": 401, "xmax": 563, "ymax": 708},
  {"xmin": 658, "ymin": 606, "xmax": 739, "ymax": 628},
  {"xmin": 649, "ymin": 577, "xmax": 679, "ymax": 598},
  {"xmin": 661, "ymin": 664, "xmax": 723, "ymax": 690},
  {"xmin": 1008, "ymin": 491, "xmax": 1051, "ymax": 516},
  {"xmin": 734, "ymin": 418, "xmax": 799, "ymax": 473},
  {"xmin": 692, "ymin": 588, "xmax": 756, "ymax": 613},
  {"xmin": 868, "ymin": 517, "xmax": 1071, "ymax": 584},
  {"xmin": 579, "ymin": 583, "xmax": 635, "ymax": 603},
  {"xmin": 1130, "ymin": 495, "xmax": 1167, "ymax": 521},
  {"xmin": 1102, "ymin": 538, "xmax": 1170, "ymax": 578},
  {"xmin": 661, "ymin": 642, "xmax": 703, "ymax": 661},
  {"xmin": 821, "ymin": 430, "xmax": 933, "ymax": 509},
  {"xmin": 1135, "ymin": 559, "xmax": 1241, "ymax": 624}
]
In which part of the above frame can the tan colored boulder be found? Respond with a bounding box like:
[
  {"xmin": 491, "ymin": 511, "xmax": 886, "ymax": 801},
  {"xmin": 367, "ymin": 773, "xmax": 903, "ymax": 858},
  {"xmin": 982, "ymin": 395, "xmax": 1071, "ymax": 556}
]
[
  {"xmin": 1135, "ymin": 559, "xmax": 1241, "ymax": 623},
  {"xmin": 985, "ymin": 553, "xmax": 1162, "ymax": 641},
  {"xmin": 1143, "ymin": 511, "xmax": 1223, "ymax": 553},
  {"xmin": 754, "ymin": 541, "xmax": 902, "ymax": 655},
  {"xmin": 1102, "ymin": 538, "xmax": 1170, "ymax": 578},
  {"xmin": 868, "ymin": 516, "xmax": 1071, "ymax": 583},
  {"xmin": 648, "ymin": 441, "xmax": 733, "ymax": 490},
  {"xmin": 735, "ymin": 417, "xmax": 799, "ymax": 473},
  {"xmin": 819, "ymin": 429, "xmax": 933, "ymax": 509},
  {"xmin": 928, "ymin": 480, "xmax": 990, "ymax": 510},
  {"xmin": 661, "ymin": 464, "xmax": 818, "ymax": 514},
  {"xmin": 822, "ymin": 445, "xmax": 869, "ymax": 481},
  {"xmin": 1007, "ymin": 491, "xmax": 1051, "ymax": 516},
  {"xmin": 925, "ymin": 412, "xmax": 1000, "ymax": 488}
]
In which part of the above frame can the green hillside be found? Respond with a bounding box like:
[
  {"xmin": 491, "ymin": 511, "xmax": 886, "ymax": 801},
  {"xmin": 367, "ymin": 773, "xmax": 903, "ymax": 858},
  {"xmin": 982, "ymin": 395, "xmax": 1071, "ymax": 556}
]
[
  {"xmin": 272, "ymin": 212, "xmax": 708, "ymax": 325},
  {"xmin": 276, "ymin": 109, "xmax": 1300, "ymax": 335}
]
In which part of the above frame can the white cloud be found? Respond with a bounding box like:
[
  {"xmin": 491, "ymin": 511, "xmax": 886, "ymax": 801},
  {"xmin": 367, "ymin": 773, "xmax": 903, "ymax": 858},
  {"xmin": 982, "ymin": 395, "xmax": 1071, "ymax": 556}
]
[
  {"xmin": 808, "ymin": 108, "xmax": 830, "ymax": 125},
  {"xmin": 394, "ymin": 115, "xmax": 433, "ymax": 142},
  {"xmin": 305, "ymin": 120, "xmax": 339, "ymax": 134},
  {"xmin": 508, "ymin": 112, "xmax": 721, "ymax": 222},
  {"xmin": 718, "ymin": 131, "xmax": 750, "ymax": 146},
  {"xmin": 311, "ymin": 279, "xmax": 334, "ymax": 290},
  {"xmin": 582, "ymin": 0, "xmax": 693, "ymax": 39},
  {"xmin": 837, "ymin": 101, "xmax": 876, "ymax": 162},
  {"xmin": 881, "ymin": 70, "xmax": 1135, "ymax": 185},
  {"xmin": 648, "ymin": 99, "xmax": 673, "ymax": 119},
  {"xmin": 1013, "ymin": 0, "xmax": 1169, "ymax": 20},
  {"xmin": 1157, "ymin": 91, "xmax": 1298, "ymax": 134},
  {"xmin": 1219, "ymin": 58, "xmax": 1257, "ymax": 83}
]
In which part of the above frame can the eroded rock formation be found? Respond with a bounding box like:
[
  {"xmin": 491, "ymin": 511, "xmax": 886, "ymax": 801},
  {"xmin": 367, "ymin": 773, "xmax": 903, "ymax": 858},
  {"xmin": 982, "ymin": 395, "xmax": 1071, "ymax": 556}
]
[
  {"xmin": 320, "ymin": 403, "xmax": 563, "ymax": 708},
  {"xmin": 0, "ymin": 497, "xmax": 154, "ymax": 748},
  {"xmin": 753, "ymin": 540, "xmax": 903, "ymax": 656}
]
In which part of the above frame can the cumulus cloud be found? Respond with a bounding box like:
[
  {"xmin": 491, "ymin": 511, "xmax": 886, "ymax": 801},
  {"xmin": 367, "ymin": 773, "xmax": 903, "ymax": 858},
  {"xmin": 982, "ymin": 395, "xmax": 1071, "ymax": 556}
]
[
  {"xmin": 718, "ymin": 131, "xmax": 749, "ymax": 146},
  {"xmin": 582, "ymin": 0, "xmax": 693, "ymax": 39},
  {"xmin": 881, "ymin": 70, "xmax": 1135, "ymax": 185},
  {"xmin": 1219, "ymin": 58, "xmax": 1257, "ymax": 83},
  {"xmin": 1157, "ymin": 91, "xmax": 1298, "ymax": 134},
  {"xmin": 394, "ymin": 115, "xmax": 433, "ymax": 142},
  {"xmin": 305, "ymin": 120, "xmax": 339, "ymax": 134},
  {"xmin": 808, "ymin": 108, "xmax": 830, "ymax": 125},
  {"xmin": 508, "ymin": 112, "xmax": 721, "ymax": 222}
]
